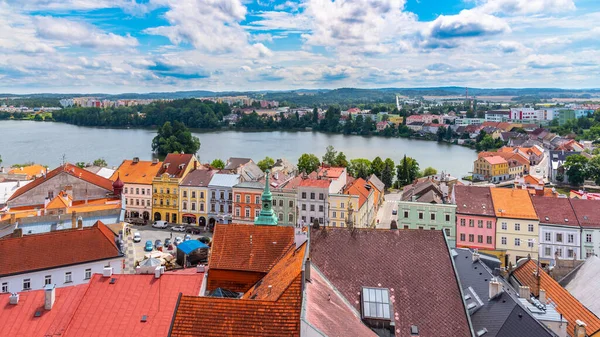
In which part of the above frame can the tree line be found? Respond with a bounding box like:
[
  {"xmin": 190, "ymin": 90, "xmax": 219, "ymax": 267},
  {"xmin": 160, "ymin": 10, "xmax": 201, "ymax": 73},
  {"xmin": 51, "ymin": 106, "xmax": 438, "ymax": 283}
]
[{"xmin": 561, "ymin": 154, "xmax": 600, "ymax": 186}]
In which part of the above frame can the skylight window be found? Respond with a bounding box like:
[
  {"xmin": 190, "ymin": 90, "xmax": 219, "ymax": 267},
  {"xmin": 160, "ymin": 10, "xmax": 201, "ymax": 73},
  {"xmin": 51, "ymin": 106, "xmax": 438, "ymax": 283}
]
[{"xmin": 361, "ymin": 287, "xmax": 391, "ymax": 320}]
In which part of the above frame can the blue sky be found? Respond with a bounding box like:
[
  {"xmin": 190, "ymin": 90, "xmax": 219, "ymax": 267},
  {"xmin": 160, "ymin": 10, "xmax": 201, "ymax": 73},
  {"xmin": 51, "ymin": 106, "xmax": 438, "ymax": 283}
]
[{"xmin": 0, "ymin": 0, "xmax": 599, "ymax": 93}]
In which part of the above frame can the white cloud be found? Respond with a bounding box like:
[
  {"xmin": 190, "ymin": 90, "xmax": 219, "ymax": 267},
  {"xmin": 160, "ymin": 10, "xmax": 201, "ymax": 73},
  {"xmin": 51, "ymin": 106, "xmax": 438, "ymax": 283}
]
[
  {"xmin": 496, "ymin": 40, "xmax": 527, "ymax": 53},
  {"xmin": 479, "ymin": 0, "xmax": 576, "ymax": 15},
  {"xmin": 425, "ymin": 9, "xmax": 510, "ymax": 40},
  {"xmin": 35, "ymin": 16, "xmax": 138, "ymax": 48}
]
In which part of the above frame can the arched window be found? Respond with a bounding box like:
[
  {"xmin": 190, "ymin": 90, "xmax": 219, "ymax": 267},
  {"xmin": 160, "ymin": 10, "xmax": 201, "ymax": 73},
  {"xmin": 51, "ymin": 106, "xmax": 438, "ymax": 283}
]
[{"xmin": 288, "ymin": 213, "xmax": 294, "ymax": 223}]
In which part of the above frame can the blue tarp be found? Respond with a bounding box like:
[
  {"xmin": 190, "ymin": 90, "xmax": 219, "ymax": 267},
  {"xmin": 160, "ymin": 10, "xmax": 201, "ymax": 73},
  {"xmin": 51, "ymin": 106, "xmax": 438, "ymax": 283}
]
[{"xmin": 177, "ymin": 240, "xmax": 208, "ymax": 255}]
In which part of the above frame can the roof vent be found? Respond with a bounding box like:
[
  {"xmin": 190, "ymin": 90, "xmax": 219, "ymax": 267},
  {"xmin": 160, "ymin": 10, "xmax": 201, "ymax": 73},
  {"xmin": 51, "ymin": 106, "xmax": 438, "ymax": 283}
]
[
  {"xmin": 109, "ymin": 278, "xmax": 117, "ymax": 284},
  {"xmin": 9, "ymin": 293, "xmax": 19, "ymax": 305},
  {"xmin": 133, "ymin": 157, "xmax": 140, "ymax": 163},
  {"xmin": 103, "ymin": 267, "xmax": 113, "ymax": 277},
  {"xmin": 565, "ymin": 218, "xmax": 568, "ymax": 222},
  {"xmin": 179, "ymin": 163, "xmax": 185, "ymax": 169},
  {"xmin": 141, "ymin": 315, "xmax": 147, "ymax": 322},
  {"xmin": 34, "ymin": 311, "xmax": 42, "ymax": 318},
  {"xmin": 477, "ymin": 328, "xmax": 489, "ymax": 336},
  {"xmin": 545, "ymin": 217, "xmax": 549, "ymax": 221},
  {"xmin": 410, "ymin": 325, "xmax": 419, "ymax": 335}
]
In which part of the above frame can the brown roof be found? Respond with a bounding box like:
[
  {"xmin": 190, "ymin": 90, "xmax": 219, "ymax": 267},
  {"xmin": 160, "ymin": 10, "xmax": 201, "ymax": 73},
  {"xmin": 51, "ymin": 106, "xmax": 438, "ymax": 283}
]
[
  {"xmin": 169, "ymin": 243, "xmax": 306, "ymax": 337},
  {"xmin": 209, "ymin": 224, "xmax": 294, "ymax": 273},
  {"xmin": 180, "ymin": 169, "xmax": 216, "ymax": 187},
  {"xmin": 310, "ymin": 228, "xmax": 471, "ymax": 337},
  {"xmin": 298, "ymin": 178, "xmax": 331, "ymax": 189},
  {"xmin": 224, "ymin": 157, "xmax": 252, "ymax": 170},
  {"xmin": 0, "ymin": 221, "xmax": 121, "ymax": 277},
  {"xmin": 512, "ymin": 260, "xmax": 600, "ymax": 337},
  {"xmin": 8, "ymin": 163, "xmax": 115, "ymax": 202},
  {"xmin": 155, "ymin": 153, "xmax": 195, "ymax": 178},
  {"xmin": 110, "ymin": 159, "xmax": 162, "ymax": 185},
  {"xmin": 570, "ymin": 199, "xmax": 600, "ymax": 228},
  {"xmin": 531, "ymin": 197, "xmax": 578, "ymax": 227},
  {"xmin": 490, "ymin": 188, "xmax": 538, "ymax": 220},
  {"xmin": 454, "ymin": 185, "xmax": 495, "ymax": 217}
]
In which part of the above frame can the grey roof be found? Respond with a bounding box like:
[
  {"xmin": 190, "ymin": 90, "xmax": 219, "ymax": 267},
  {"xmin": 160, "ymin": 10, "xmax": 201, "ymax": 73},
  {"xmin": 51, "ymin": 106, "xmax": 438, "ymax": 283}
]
[
  {"xmin": 401, "ymin": 180, "xmax": 445, "ymax": 203},
  {"xmin": 367, "ymin": 174, "xmax": 385, "ymax": 192},
  {"xmin": 240, "ymin": 162, "xmax": 265, "ymax": 182},
  {"xmin": 453, "ymin": 248, "xmax": 557, "ymax": 337},
  {"xmin": 180, "ymin": 169, "xmax": 216, "ymax": 187},
  {"xmin": 563, "ymin": 256, "xmax": 600, "ymax": 317},
  {"xmin": 208, "ymin": 173, "xmax": 240, "ymax": 188},
  {"xmin": 224, "ymin": 157, "xmax": 252, "ymax": 170},
  {"xmin": 233, "ymin": 181, "xmax": 265, "ymax": 189},
  {"xmin": 549, "ymin": 150, "xmax": 581, "ymax": 163}
]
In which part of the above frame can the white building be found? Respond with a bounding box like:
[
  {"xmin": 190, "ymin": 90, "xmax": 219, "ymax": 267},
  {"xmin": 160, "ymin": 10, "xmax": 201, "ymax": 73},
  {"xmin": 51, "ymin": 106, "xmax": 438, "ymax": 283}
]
[
  {"xmin": 207, "ymin": 174, "xmax": 241, "ymax": 225},
  {"xmin": 297, "ymin": 178, "xmax": 331, "ymax": 226},
  {"xmin": 509, "ymin": 108, "xmax": 551, "ymax": 121},
  {"xmin": 0, "ymin": 222, "xmax": 123, "ymax": 294},
  {"xmin": 571, "ymin": 199, "xmax": 600, "ymax": 259}
]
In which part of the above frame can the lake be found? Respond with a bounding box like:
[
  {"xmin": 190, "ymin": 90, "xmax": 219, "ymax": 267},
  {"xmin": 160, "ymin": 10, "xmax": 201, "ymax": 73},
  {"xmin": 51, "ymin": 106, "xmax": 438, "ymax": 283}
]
[{"xmin": 0, "ymin": 120, "xmax": 476, "ymax": 177}]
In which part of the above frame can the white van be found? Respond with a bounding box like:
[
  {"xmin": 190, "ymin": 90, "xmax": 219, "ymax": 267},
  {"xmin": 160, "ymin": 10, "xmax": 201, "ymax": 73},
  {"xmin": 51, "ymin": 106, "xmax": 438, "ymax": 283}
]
[{"xmin": 152, "ymin": 220, "xmax": 169, "ymax": 229}]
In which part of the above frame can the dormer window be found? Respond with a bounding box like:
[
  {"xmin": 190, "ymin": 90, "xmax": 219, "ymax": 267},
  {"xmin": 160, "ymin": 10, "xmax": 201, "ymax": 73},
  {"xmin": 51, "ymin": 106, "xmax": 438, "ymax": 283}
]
[{"xmin": 361, "ymin": 287, "xmax": 391, "ymax": 320}]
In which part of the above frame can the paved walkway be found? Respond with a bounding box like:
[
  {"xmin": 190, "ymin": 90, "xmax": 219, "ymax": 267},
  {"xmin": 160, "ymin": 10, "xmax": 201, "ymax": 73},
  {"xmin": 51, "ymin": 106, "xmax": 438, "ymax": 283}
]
[
  {"xmin": 122, "ymin": 224, "xmax": 137, "ymax": 274},
  {"xmin": 375, "ymin": 192, "xmax": 402, "ymax": 229}
]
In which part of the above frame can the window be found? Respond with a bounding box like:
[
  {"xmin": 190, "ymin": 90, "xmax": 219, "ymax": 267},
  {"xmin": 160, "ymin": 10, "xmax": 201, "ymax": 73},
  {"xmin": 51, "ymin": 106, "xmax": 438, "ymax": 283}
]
[
  {"xmin": 586, "ymin": 233, "xmax": 592, "ymax": 243},
  {"xmin": 220, "ymin": 192, "xmax": 224, "ymax": 200},
  {"xmin": 310, "ymin": 193, "xmax": 315, "ymax": 200},
  {"xmin": 319, "ymin": 217, "xmax": 324, "ymax": 224},
  {"xmin": 341, "ymin": 222, "xmax": 345, "ymax": 227},
  {"xmin": 501, "ymin": 222, "xmax": 507, "ymax": 230},
  {"xmin": 208, "ymin": 203, "xmax": 214, "ymax": 211},
  {"xmin": 160, "ymin": 199, "xmax": 164, "ymax": 206},
  {"xmin": 160, "ymin": 188, "xmax": 164, "ymax": 194},
  {"xmin": 23, "ymin": 279, "xmax": 31, "ymax": 290},
  {"xmin": 166, "ymin": 188, "xmax": 170, "ymax": 194},
  {"xmin": 278, "ymin": 213, "xmax": 283, "ymax": 221},
  {"xmin": 200, "ymin": 192, "xmax": 204, "ymax": 199},
  {"xmin": 310, "ymin": 205, "xmax": 315, "ymax": 211},
  {"xmin": 333, "ymin": 211, "xmax": 337, "ymax": 218},
  {"xmin": 515, "ymin": 223, "xmax": 520, "ymax": 231},
  {"xmin": 478, "ymin": 235, "xmax": 483, "ymax": 243},
  {"xmin": 486, "ymin": 221, "xmax": 492, "ymax": 229},
  {"xmin": 154, "ymin": 188, "xmax": 157, "ymax": 194},
  {"xmin": 545, "ymin": 247, "xmax": 552, "ymax": 256},
  {"xmin": 219, "ymin": 204, "xmax": 224, "ymax": 213},
  {"xmin": 147, "ymin": 188, "xmax": 150, "ymax": 195},
  {"xmin": 556, "ymin": 233, "xmax": 563, "ymax": 243},
  {"xmin": 404, "ymin": 211, "xmax": 409, "ymax": 218},
  {"xmin": 244, "ymin": 207, "xmax": 250, "ymax": 217},
  {"xmin": 288, "ymin": 213, "xmax": 294, "ymax": 223},
  {"xmin": 183, "ymin": 191, "xmax": 187, "ymax": 198},
  {"xmin": 236, "ymin": 194, "xmax": 241, "ymax": 203},
  {"xmin": 166, "ymin": 199, "xmax": 170, "ymax": 206},
  {"xmin": 586, "ymin": 249, "xmax": 594, "ymax": 258},
  {"xmin": 528, "ymin": 240, "xmax": 534, "ymax": 248},
  {"xmin": 501, "ymin": 237, "xmax": 507, "ymax": 245},
  {"xmin": 255, "ymin": 209, "xmax": 260, "ymax": 218},
  {"xmin": 430, "ymin": 227, "xmax": 436, "ymax": 230},
  {"xmin": 191, "ymin": 191, "xmax": 196, "ymax": 198},
  {"xmin": 556, "ymin": 248, "xmax": 563, "ymax": 258},
  {"xmin": 244, "ymin": 195, "xmax": 249, "ymax": 203},
  {"xmin": 183, "ymin": 202, "xmax": 187, "ymax": 210},
  {"xmin": 125, "ymin": 187, "xmax": 128, "ymax": 194},
  {"xmin": 430, "ymin": 213, "xmax": 436, "ymax": 221},
  {"xmin": 301, "ymin": 192, "xmax": 306, "ymax": 199},
  {"xmin": 460, "ymin": 234, "xmax": 466, "ymax": 241},
  {"xmin": 173, "ymin": 188, "xmax": 177, "ymax": 195},
  {"xmin": 460, "ymin": 218, "xmax": 465, "ymax": 226},
  {"xmin": 289, "ymin": 200, "xmax": 294, "ymax": 208},
  {"xmin": 319, "ymin": 193, "xmax": 324, "ymax": 200},
  {"xmin": 514, "ymin": 238, "xmax": 521, "ymax": 246},
  {"xmin": 477, "ymin": 220, "xmax": 483, "ymax": 228},
  {"xmin": 1, "ymin": 282, "xmax": 7, "ymax": 293},
  {"xmin": 302, "ymin": 216, "xmax": 306, "ymax": 222},
  {"xmin": 568, "ymin": 249, "xmax": 574, "ymax": 258},
  {"xmin": 200, "ymin": 203, "xmax": 204, "ymax": 211},
  {"xmin": 469, "ymin": 219, "xmax": 474, "ymax": 227},
  {"xmin": 486, "ymin": 236, "xmax": 492, "ymax": 244},
  {"xmin": 272, "ymin": 199, "xmax": 276, "ymax": 206},
  {"xmin": 228, "ymin": 193, "xmax": 232, "ymax": 200},
  {"xmin": 255, "ymin": 196, "xmax": 260, "ymax": 204},
  {"xmin": 468, "ymin": 234, "xmax": 474, "ymax": 242},
  {"xmin": 444, "ymin": 228, "xmax": 450, "ymax": 236},
  {"xmin": 341, "ymin": 211, "xmax": 345, "ymax": 218},
  {"xmin": 45, "ymin": 275, "xmax": 52, "ymax": 285},
  {"xmin": 65, "ymin": 272, "xmax": 72, "ymax": 283},
  {"xmin": 340, "ymin": 202, "xmax": 345, "ymax": 209},
  {"xmin": 85, "ymin": 268, "xmax": 92, "ymax": 280},
  {"xmin": 445, "ymin": 214, "xmax": 450, "ymax": 222},
  {"xmin": 302, "ymin": 204, "xmax": 306, "ymax": 211},
  {"xmin": 545, "ymin": 232, "xmax": 551, "ymax": 241},
  {"xmin": 146, "ymin": 200, "xmax": 150, "ymax": 206},
  {"xmin": 279, "ymin": 200, "xmax": 283, "ymax": 207},
  {"xmin": 418, "ymin": 212, "xmax": 424, "ymax": 220},
  {"xmin": 568, "ymin": 234, "xmax": 574, "ymax": 243},
  {"xmin": 319, "ymin": 205, "xmax": 324, "ymax": 212},
  {"xmin": 361, "ymin": 287, "xmax": 391, "ymax": 320},
  {"xmin": 333, "ymin": 221, "xmax": 337, "ymax": 227},
  {"xmin": 528, "ymin": 224, "xmax": 534, "ymax": 232},
  {"xmin": 191, "ymin": 203, "xmax": 196, "ymax": 211},
  {"xmin": 136, "ymin": 199, "xmax": 140, "ymax": 206}
]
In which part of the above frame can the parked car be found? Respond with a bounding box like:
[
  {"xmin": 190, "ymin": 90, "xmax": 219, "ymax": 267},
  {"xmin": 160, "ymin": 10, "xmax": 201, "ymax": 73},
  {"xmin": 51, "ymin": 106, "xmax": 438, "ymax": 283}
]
[
  {"xmin": 174, "ymin": 237, "xmax": 183, "ymax": 246},
  {"xmin": 155, "ymin": 239, "xmax": 163, "ymax": 250},
  {"xmin": 392, "ymin": 209, "xmax": 397, "ymax": 215},
  {"xmin": 184, "ymin": 234, "xmax": 192, "ymax": 241},
  {"xmin": 197, "ymin": 236, "xmax": 211, "ymax": 244},
  {"xmin": 186, "ymin": 226, "xmax": 202, "ymax": 234},
  {"xmin": 133, "ymin": 232, "xmax": 141, "ymax": 243},
  {"xmin": 152, "ymin": 221, "xmax": 168, "ymax": 229},
  {"xmin": 171, "ymin": 225, "xmax": 186, "ymax": 232},
  {"xmin": 144, "ymin": 240, "xmax": 153, "ymax": 252},
  {"xmin": 164, "ymin": 238, "xmax": 172, "ymax": 246}
]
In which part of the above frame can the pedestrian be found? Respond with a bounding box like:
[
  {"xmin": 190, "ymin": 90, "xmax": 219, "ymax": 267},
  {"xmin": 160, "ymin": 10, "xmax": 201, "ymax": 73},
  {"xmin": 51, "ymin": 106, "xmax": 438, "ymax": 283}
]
[{"xmin": 170, "ymin": 232, "xmax": 173, "ymax": 239}]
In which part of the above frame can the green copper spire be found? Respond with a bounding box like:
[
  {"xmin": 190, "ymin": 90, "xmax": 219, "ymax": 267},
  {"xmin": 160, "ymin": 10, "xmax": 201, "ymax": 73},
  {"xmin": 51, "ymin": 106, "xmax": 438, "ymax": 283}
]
[{"xmin": 254, "ymin": 170, "xmax": 278, "ymax": 226}]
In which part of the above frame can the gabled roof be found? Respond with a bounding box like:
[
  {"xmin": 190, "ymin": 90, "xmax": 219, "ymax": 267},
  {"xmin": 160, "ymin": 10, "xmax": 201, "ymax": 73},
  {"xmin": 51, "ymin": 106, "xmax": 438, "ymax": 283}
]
[
  {"xmin": 453, "ymin": 249, "xmax": 555, "ymax": 337},
  {"xmin": 512, "ymin": 260, "xmax": 600, "ymax": 336},
  {"xmin": 8, "ymin": 164, "xmax": 46, "ymax": 178},
  {"xmin": 209, "ymin": 224, "xmax": 294, "ymax": 273},
  {"xmin": 208, "ymin": 173, "xmax": 240, "ymax": 188},
  {"xmin": 110, "ymin": 159, "xmax": 163, "ymax": 185},
  {"xmin": 298, "ymin": 178, "xmax": 330, "ymax": 189},
  {"xmin": 454, "ymin": 185, "xmax": 495, "ymax": 217},
  {"xmin": 401, "ymin": 180, "xmax": 444, "ymax": 204},
  {"xmin": 570, "ymin": 199, "xmax": 600, "ymax": 228},
  {"xmin": 563, "ymin": 256, "xmax": 600, "ymax": 317},
  {"xmin": 343, "ymin": 178, "xmax": 371, "ymax": 208},
  {"xmin": 45, "ymin": 191, "xmax": 72, "ymax": 209},
  {"xmin": 531, "ymin": 197, "xmax": 578, "ymax": 227},
  {"xmin": 483, "ymin": 155, "xmax": 508, "ymax": 165},
  {"xmin": 310, "ymin": 228, "xmax": 472, "ymax": 337},
  {"xmin": 155, "ymin": 153, "xmax": 195, "ymax": 178},
  {"xmin": 490, "ymin": 188, "xmax": 538, "ymax": 220},
  {"xmin": 7, "ymin": 163, "xmax": 115, "ymax": 202},
  {"xmin": 180, "ymin": 169, "xmax": 216, "ymax": 187},
  {"xmin": 367, "ymin": 174, "xmax": 385, "ymax": 192},
  {"xmin": 224, "ymin": 157, "xmax": 252, "ymax": 170},
  {"xmin": 0, "ymin": 221, "xmax": 120, "ymax": 277}
]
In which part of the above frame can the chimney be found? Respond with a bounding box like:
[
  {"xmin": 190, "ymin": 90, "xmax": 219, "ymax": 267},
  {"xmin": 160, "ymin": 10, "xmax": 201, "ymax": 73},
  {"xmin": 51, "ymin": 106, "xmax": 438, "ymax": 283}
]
[
  {"xmin": 304, "ymin": 257, "xmax": 311, "ymax": 282},
  {"xmin": 9, "ymin": 293, "xmax": 19, "ymax": 305},
  {"xmin": 472, "ymin": 250, "xmax": 480, "ymax": 263},
  {"xmin": 9, "ymin": 213, "xmax": 16, "ymax": 225},
  {"xmin": 133, "ymin": 157, "xmax": 140, "ymax": 163},
  {"xmin": 194, "ymin": 160, "xmax": 197, "ymax": 170},
  {"xmin": 489, "ymin": 278, "xmax": 502, "ymax": 300},
  {"xmin": 103, "ymin": 266, "xmax": 113, "ymax": 277},
  {"xmin": 44, "ymin": 284, "xmax": 56, "ymax": 310},
  {"xmin": 152, "ymin": 158, "xmax": 159, "ymax": 164},
  {"xmin": 77, "ymin": 216, "xmax": 83, "ymax": 229},
  {"xmin": 11, "ymin": 228, "xmax": 23, "ymax": 238},
  {"xmin": 539, "ymin": 289, "xmax": 547, "ymax": 305},
  {"xmin": 64, "ymin": 186, "xmax": 73, "ymax": 199},
  {"xmin": 154, "ymin": 266, "xmax": 162, "ymax": 279},
  {"xmin": 518, "ymin": 285, "xmax": 531, "ymax": 301},
  {"xmin": 71, "ymin": 211, "xmax": 77, "ymax": 229},
  {"xmin": 574, "ymin": 320, "xmax": 587, "ymax": 337}
]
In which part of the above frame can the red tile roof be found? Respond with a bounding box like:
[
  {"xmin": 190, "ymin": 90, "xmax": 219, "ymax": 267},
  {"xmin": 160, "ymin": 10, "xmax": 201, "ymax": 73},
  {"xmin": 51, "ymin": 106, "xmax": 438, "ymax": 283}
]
[
  {"xmin": 155, "ymin": 153, "xmax": 195, "ymax": 178},
  {"xmin": 454, "ymin": 185, "xmax": 496, "ymax": 217},
  {"xmin": 310, "ymin": 228, "xmax": 471, "ymax": 337},
  {"xmin": 209, "ymin": 224, "xmax": 294, "ymax": 273},
  {"xmin": 8, "ymin": 164, "xmax": 47, "ymax": 179},
  {"xmin": 8, "ymin": 163, "xmax": 115, "ymax": 202},
  {"xmin": 0, "ymin": 284, "xmax": 89, "ymax": 337},
  {"xmin": 64, "ymin": 273, "xmax": 203, "ymax": 337},
  {"xmin": 298, "ymin": 178, "xmax": 331, "ymax": 189},
  {"xmin": 110, "ymin": 159, "xmax": 163, "ymax": 185},
  {"xmin": 169, "ymin": 244, "xmax": 306, "ymax": 337},
  {"xmin": 483, "ymin": 155, "xmax": 508, "ymax": 165},
  {"xmin": 343, "ymin": 177, "xmax": 371, "ymax": 208},
  {"xmin": 490, "ymin": 188, "xmax": 538, "ymax": 220},
  {"xmin": 316, "ymin": 167, "xmax": 345, "ymax": 179},
  {"xmin": 0, "ymin": 221, "xmax": 121, "ymax": 277},
  {"xmin": 531, "ymin": 197, "xmax": 578, "ymax": 227},
  {"xmin": 570, "ymin": 199, "xmax": 600, "ymax": 228},
  {"xmin": 512, "ymin": 260, "xmax": 600, "ymax": 337}
]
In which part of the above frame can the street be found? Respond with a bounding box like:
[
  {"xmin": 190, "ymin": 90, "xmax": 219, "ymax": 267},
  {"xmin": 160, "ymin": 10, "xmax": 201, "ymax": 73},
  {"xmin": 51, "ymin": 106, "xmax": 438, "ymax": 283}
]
[
  {"xmin": 530, "ymin": 150, "xmax": 549, "ymax": 182},
  {"xmin": 375, "ymin": 192, "xmax": 402, "ymax": 229},
  {"xmin": 127, "ymin": 225, "xmax": 212, "ymax": 263}
]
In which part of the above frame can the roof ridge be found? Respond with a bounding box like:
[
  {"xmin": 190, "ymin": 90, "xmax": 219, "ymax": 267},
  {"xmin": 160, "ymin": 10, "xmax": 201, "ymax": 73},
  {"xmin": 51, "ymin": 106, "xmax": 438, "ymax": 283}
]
[{"xmin": 95, "ymin": 221, "xmax": 119, "ymax": 250}]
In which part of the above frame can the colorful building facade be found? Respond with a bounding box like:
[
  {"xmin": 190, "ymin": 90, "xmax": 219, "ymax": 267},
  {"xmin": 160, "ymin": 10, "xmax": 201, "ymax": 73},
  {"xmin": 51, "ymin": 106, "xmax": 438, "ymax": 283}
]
[
  {"xmin": 178, "ymin": 169, "xmax": 215, "ymax": 227},
  {"xmin": 111, "ymin": 158, "xmax": 162, "ymax": 222},
  {"xmin": 453, "ymin": 185, "xmax": 497, "ymax": 251},
  {"xmin": 397, "ymin": 201, "xmax": 457, "ymax": 247}
]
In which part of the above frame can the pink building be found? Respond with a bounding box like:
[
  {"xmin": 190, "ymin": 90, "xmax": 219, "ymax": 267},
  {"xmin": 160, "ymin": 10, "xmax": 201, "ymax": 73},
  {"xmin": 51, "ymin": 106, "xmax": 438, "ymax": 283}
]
[
  {"xmin": 406, "ymin": 114, "xmax": 435, "ymax": 124},
  {"xmin": 453, "ymin": 185, "xmax": 497, "ymax": 250}
]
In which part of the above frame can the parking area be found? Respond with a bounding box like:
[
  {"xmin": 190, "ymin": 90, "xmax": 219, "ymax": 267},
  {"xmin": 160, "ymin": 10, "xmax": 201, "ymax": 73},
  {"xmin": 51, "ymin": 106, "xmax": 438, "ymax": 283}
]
[{"xmin": 127, "ymin": 225, "xmax": 213, "ymax": 262}]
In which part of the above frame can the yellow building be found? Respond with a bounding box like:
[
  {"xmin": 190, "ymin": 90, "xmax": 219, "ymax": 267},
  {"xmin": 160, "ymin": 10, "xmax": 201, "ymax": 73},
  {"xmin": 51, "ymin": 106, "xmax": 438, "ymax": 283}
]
[
  {"xmin": 152, "ymin": 153, "xmax": 200, "ymax": 224},
  {"xmin": 490, "ymin": 188, "xmax": 539, "ymax": 266},
  {"xmin": 329, "ymin": 193, "xmax": 359, "ymax": 228},
  {"xmin": 179, "ymin": 169, "xmax": 215, "ymax": 227},
  {"xmin": 473, "ymin": 155, "xmax": 509, "ymax": 183}
]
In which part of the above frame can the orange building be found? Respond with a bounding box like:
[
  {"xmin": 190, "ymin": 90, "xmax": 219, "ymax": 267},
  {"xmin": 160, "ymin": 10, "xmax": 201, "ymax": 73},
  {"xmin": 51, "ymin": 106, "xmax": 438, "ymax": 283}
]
[
  {"xmin": 231, "ymin": 181, "xmax": 264, "ymax": 224},
  {"xmin": 7, "ymin": 164, "xmax": 47, "ymax": 180}
]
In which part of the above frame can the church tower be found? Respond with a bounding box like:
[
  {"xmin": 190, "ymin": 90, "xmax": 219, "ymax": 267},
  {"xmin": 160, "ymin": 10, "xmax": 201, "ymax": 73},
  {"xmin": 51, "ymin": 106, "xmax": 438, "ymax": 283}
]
[{"xmin": 254, "ymin": 170, "xmax": 278, "ymax": 226}]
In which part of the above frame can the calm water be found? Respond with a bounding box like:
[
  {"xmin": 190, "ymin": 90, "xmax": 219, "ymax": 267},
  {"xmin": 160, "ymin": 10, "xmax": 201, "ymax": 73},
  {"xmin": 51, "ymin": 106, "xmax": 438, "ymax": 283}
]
[{"xmin": 0, "ymin": 120, "xmax": 476, "ymax": 177}]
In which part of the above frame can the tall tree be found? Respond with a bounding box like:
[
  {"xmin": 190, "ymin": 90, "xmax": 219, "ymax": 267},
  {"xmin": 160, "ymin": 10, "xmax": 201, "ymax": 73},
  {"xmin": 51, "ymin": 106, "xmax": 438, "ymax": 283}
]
[
  {"xmin": 436, "ymin": 126, "xmax": 446, "ymax": 142},
  {"xmin": 93, "ymin": 158, "xmax": 107, "ymax": 167},
  {"xmin": 445, "ymin": 125, "xmax": 453, "ymax": 140},
  {"xmin": 151, "ymin": 121, "xmax": 200, "ymax": 157},
  {"xmin": 348, "ymin": 159, "xmax": 371, "ymax": 179},
  {"xmin": 371, "ymin": 157, "xmax": 384, "ymax": 178},
  {"xmin": 322, "ymin": 145, "xmax": 337, "ymax": 166},
  {"xmin": 210, "ymin": 159, "xmax": 225, "ymax": 169},
  {"xmin": 422, "ymin": 167, "xmax": 437, "ymax": 177},
  {"xmin": 588, "ymin": 156, "xmax": 600, "ymax": 185},
  {"xmin": 312, "ymin": 107, "xmax": 319, "ymax": 125},
  {"xmin": 297, "ymin": 153, "xmax": 320, "ymax": 174},
  {"xmin": 334, "ymin": 152, "xmax": 348, "ymax": 167},
  {"xmin": 563, "ymin": 154, "xmax": 589, "ymax": 186},
  {"xmin": 396, "ymin": 155, "xmax": 420, "ymax": 187},
  {"xmin": 381, "ymin": 158, "xmax": 394, "ymax": 189},
  {"xmin": 257, "ymin": 156, "xmax": 275, "ymax": 171}
]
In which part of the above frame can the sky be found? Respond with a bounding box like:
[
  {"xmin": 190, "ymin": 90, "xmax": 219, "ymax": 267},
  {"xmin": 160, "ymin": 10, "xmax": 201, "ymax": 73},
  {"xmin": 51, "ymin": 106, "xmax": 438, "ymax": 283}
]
[{"xmin": 0, "ymin": 0, "xmax": 599, "ymax": 94}]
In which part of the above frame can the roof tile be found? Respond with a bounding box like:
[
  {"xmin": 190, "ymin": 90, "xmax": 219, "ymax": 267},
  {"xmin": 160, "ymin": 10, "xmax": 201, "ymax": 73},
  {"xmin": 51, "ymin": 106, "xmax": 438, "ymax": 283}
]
[
  {"xmin": 490, "ymin": 188, "xmax": 538, "ymax": 220},
  {"xmin": 110, "ymin": 159, "xmax": 163, "ymax": 185}
]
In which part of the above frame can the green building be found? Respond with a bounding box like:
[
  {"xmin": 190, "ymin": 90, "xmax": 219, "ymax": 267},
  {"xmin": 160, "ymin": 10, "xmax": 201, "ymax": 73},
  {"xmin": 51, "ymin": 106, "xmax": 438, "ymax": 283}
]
[
  {"xmin": 557, "ymin": 109, "xmax": 576, "ymax": 126},
  {"xmin": 397, "ymin": 201, "xmax": 457, "ymax": 248},
  {"xmin": 254, "ymin": 170, "xmax": 279, "ymax": 226}
]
